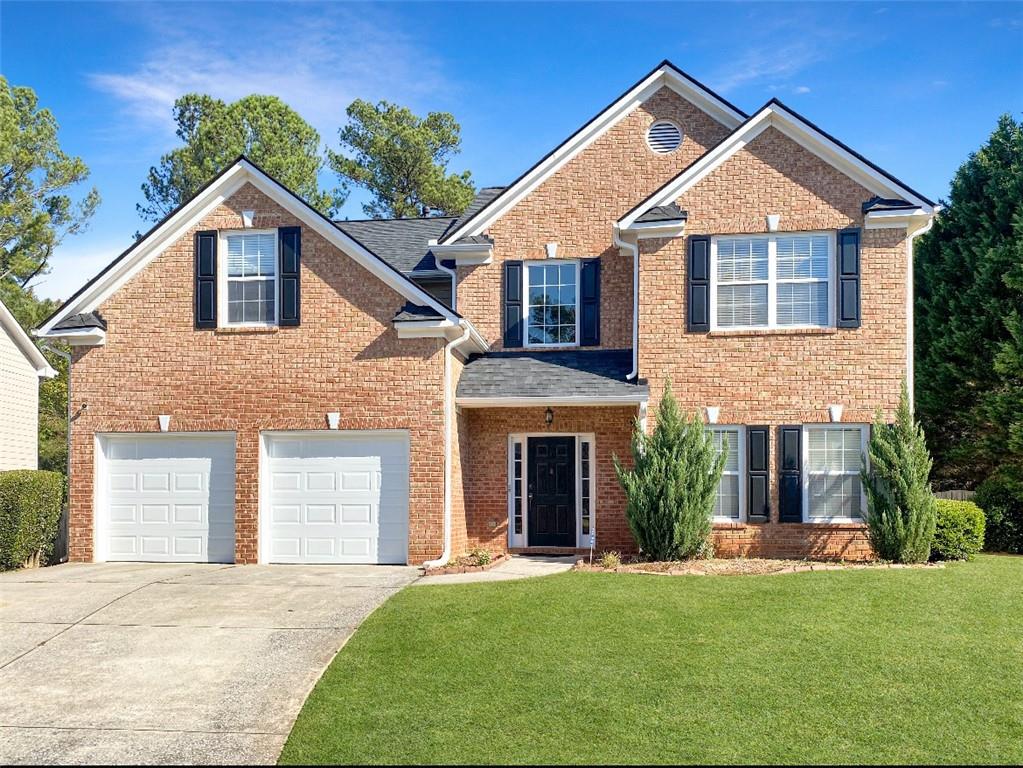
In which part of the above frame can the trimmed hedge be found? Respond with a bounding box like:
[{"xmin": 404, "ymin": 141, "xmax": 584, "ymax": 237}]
[
  {"xmin": 931, "ymin": 499, "xmax": 986, "ymax": 561},
  {"xmin": 0, "ymin": 470, "xmax": 65, "ymax": 570},
  {"xmin": 976, "ymin": 470, "xmax": 1023, "ymax": 554}
]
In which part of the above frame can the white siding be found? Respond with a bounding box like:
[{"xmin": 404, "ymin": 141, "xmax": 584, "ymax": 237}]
[{"xmin": 0, "ymin": 323, "xmax": 39, "ymax": 470}]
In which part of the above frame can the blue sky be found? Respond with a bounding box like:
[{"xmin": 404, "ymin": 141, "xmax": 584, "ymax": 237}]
[{"xmin": 2, "ymin": 1, "xmax": 1021, "ymax": 301}]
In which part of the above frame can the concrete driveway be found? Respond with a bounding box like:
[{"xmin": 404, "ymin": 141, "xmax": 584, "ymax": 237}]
[{"xmin": 0, "ymin": 562, "xmax": 419, "ymax": 765}]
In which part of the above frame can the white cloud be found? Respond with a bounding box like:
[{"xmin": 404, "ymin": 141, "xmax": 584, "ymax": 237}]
[
  {"xmin": 708, "ymin": 40, "xmax": 826, "ymax": 94},
  {"xmin": 35, "ymin": 236, "xmax": 130, "ymax": 302},
  {"xmin": 794, "ymin": 85, "xmax": 812, "ymax": 95},
  {"xmin": 87, "ymin": 4, "xmax": 453, "ymax": 145}
]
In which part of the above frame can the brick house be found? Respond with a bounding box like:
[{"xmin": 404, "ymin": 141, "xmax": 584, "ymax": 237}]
[{"xmin": 37, "ymin": 61, "xmax": 938, "ymax": 565}]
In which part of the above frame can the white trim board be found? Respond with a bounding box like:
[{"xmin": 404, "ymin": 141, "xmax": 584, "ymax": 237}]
[
  {"xmin": 37, "ymin": 158, "xmax": 488, "ymax": 354},
  {"xmin": 438, "ymin": 62, "xmax": 745, "ymax": 245},
  {"xmin": 457, "ymin": 395, "xmax": 648, "ymax": 408},
  {"xmin": 619, "ymin": 101, "xmax": 937, "ymax": 229},
  {"xmin": 0, "ymin": 298, "xmax": 56, "ymax": 377}
]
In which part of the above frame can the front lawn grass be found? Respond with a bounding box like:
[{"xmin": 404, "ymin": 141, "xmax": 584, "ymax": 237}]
[{"xmin": 281, "ymin": 555, "xmax": 1023, "ymax": 765}]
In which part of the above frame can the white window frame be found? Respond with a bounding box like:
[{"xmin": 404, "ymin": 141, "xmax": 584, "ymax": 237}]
[
  {"xmin": 507, "ymin": 433, "xmax": 596, "ymax": 549},
  {"xmin": 801, "ymin": 423, "xmax": 869, "ymax": 523},
  {"xmin": 707, "ymin": 425, "xmax": 745, "ymax": 523},
  {"xmin": 218, "ymin": 229, "xmax": 280, "ymax": 328},
  {"xmin": 709, "ymin": 231, "xmax": 836, "ymax": 331},
  {"xmin": 522, "ymin": 259, "xmax": 581, "ymax": 349}
]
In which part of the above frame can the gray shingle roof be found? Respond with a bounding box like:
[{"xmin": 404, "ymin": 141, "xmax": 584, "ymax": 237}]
[
  {"xmin": 441, "ymin": 187, "xmax": 506, "ymax": 239},
  {"xmin": 862, "ymin": 196, "xmax": 916, "ymax": 213},
  {"xmin": 52, "ymin": 312, "xmax": 106, "ymax": 331},
  {"xmin": 335, "ymin": 216, "xmax": 455, "ymax": 274},
  {"xmin": 393, "ymin": 303, "xmax": 445, "ymax": 322},
  {"xmin": 457, "ymin": 349, "xmax": 647, "ymax": 401},
  {"xmin": 453, "ymin": 234, "xmax": 494, "ymax": 246},
  {"xmin": 635, "ymin": 204, "xmax": 688, "ymax": 223}
]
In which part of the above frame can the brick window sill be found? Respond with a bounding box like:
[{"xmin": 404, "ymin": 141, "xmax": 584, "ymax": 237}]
[
  {"xmin": 213, "ymin": 326, "xmax": 280, "ymax": 336},
  {"xmin": 707, "ymin": 327, "xmax": 838, "ymax": 339}
]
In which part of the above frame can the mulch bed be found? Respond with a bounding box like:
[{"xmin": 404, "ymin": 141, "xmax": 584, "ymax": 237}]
[
  {"xmin": 574, "ymin": 558, "xmax": 945, "ymax": 576},
  {"xmin": 424, "ymin": 553, "xmax": 510, "ymax": 576}
]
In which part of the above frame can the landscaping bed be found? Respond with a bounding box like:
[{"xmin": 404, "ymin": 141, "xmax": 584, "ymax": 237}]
[
  {"xmin": 424, "ymin": 550, "xmax": 508, "ymax": 576},
  {"xmin": 574, "ymin": 557, "xmax": 945, "ymax": 576}
]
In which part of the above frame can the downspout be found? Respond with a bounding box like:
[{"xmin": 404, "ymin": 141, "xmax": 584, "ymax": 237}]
[
  {"xmin": 41, "ymin": 342, "xmax": 72, "ymax": 564},
  {"xmin": 613, "ymin": 225, "xmax": 640, "ymax": 381},
  {"xmin": 905, "ymin": 214, "xmax": 936, "ymax": 413},
  {"xmin": 423, "ymin": 320, "xmax": 471, "ymax": 569}
]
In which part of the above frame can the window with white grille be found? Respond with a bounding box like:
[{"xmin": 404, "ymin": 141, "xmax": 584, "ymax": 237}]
[
  {"xmin": 222, "ymin": 231, "xmax": 278, "ymax": 326},
  {"xmin": 711, "ymin": 233, "xmax": 834, "ymax": 330},
  {"xmin": 707, "ymin": 427, "xmax": 743, "ymax": 521},
  {"xmin": 647, "ymin": 120, "xmax": 682, "ymax": 154},
  {"xmin": 805, "ymin": 426, "xmax": 866, "ymax": 521}
]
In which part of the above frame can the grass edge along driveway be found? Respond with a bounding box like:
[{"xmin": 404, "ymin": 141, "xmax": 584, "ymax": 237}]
[{"xmin": 281, "ymin": 555, "xmax": 1023, "ymax": 765}]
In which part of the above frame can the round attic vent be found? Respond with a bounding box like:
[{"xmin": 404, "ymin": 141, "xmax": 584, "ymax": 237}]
[{"xmin": 646, "ymin": 120, "xmax": 682, "ymax": 154}]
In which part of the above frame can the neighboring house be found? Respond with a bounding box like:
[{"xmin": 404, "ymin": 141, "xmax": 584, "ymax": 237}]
[
  {"xmin": 0, "ymin": 299, "xmax": 57, "ymax": 470},
  {"xmin": 36, "ymin": 61, "xmax": 938, "ymax": 565}
]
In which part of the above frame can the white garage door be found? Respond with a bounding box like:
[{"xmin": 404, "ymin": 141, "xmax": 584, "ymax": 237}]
[
  {"xmin": 98, "ymin": 434, "xmax": 236, "ymax": 563},
  {"xmin": 264, "ymin": 431, "xmax": 410, "ymax": 564}
]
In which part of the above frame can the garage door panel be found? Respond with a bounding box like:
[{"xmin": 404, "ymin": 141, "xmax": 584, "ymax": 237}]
[
  {"xmin": 265, "ymin": 432, "xmax": 409, "ymax": 564},
  {"xmin": 99, "ymin": 435, "xmax": 236, "ymax": 563}
]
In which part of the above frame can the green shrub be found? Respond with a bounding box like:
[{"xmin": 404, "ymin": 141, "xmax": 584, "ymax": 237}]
[
  {"xmin": 0, "ymin": 470, "xmax": 65, "ymax": 571},
  {"xmin": 976, "ymin": 469, "xmax": 1023, "ymax": 553},
  {"xmin": 613, "ymin": 382, "xmax": 725, "ymax": 561},
  {"xmin": 862, "ymin": 383, "xmax": 937, "ymax": 563},
  {"xmin": 931, "ymin": 499, "xmax": 986, "ymax": 560},
  {"xmin": 599, "ymin": 551, "xmax": 622, "ymax": 569},
  {"xmin": 468, "ymin": 547, "xmax": 492, "ymax": 566}
]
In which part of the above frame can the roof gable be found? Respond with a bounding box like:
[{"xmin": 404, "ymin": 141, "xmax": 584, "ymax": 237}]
[
  {"xmin": 620, "ymin": 99, "xmax": 937, "ymax": 228},
  {"xmin": 38, "ymin": 157, "xmax": 487, "ymax": 350},
  {"xmin": 0, "ymin": 299, "xmax": 56, "ymax": 377},
  {"xmin": 438, "ymin": 60, "xmax": 746, "ymax": 245}
]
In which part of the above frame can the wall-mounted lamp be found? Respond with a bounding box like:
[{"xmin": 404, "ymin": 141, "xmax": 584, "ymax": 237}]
[
  {"xmin": 545, "ymin": 407, "xmax": 554, "ymax": 427},
  {"xmin": 704, "ymin": 406, "xmax": 720, "ymax": 425},
  {"xmin": 241, "ymin": 210, "xmax": 255, "ymax": 228},
  {"xmin": 158, "ymin": 415, "xmax": 171, "ymax": 432},
  {"xmin": 828, "ymin": 404, "xmax": 844, "ymax": 423},
  {"xmin": 326, "ymin": 412, "xmax": 341, "ymax": 430}
]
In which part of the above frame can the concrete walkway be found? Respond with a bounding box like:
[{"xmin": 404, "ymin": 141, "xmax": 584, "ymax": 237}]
[
  {"xmin": 0, "ymin": 562, "xmax": 419, "ymax": 765},
  {"xmin": 413, "ymin": 554, "xmax": 576, "ymax": 586}
]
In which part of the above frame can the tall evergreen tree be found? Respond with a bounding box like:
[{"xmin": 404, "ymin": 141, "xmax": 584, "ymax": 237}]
[{"xmin": 914, "ymin": 114, "xmax": 1023, "ymax": 487}]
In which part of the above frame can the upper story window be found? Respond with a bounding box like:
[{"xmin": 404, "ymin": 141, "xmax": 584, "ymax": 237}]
[
  {"xmin": 711, "ymin": 233, "xmax": 833, "ymax": 330},
  {"xmin": 525, "ymin": 261, "xmax": 578, "ymax": 346},
  {"xmin": 221, "ymin": 231, "xmax": 277, "ymax": 326}
]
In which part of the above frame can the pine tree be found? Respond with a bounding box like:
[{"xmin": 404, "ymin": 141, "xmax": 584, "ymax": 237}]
[
  {"xmin": 862, "ymin": 383, "xmax": 937, "ymax": 563},
  {"xmin": 613, "ymin": 383, "xmax": 724, "ymax": 561}
]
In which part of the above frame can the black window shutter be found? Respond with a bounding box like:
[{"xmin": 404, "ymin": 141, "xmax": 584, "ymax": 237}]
[
  {"xmin": 279, "ymin": 226, "xmax": 301, "ymax": 326},
  {"xmin": 778, "ymin": 426, "xmax": 803, "ymax": 523},
  {"xmin": 580, "ymin": 258, "xmax": 600, "ymax": 346},
  {"xmin": 837, "ymin": 228, "xmax": 861, "ymax": 328},
  {"xmin": 194, "ymin": 230, "xmax": 217, "ymax": 328},
  {"xmin": 747, "ymin": 426, "xmax": 770, "ymax": 523},
  {"xmin": 687, "ymin": 235, "xmax": 710, "ymax": 332},
  {"xmin": 503, "ymin": 260, "xmax": 523, "ymax": 347}
]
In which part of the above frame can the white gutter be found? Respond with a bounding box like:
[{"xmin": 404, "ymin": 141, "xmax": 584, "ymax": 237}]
[
  {"xmin": 423, "ymin": 320, "xmax": 472, "ymax": 569},
  {"xmin": 613, "ymin": 225, "xmax": 640, "ymax": 381},
  {"xmin": 905, "ymin": 211, "xmax": 938, "ymax": 412}
]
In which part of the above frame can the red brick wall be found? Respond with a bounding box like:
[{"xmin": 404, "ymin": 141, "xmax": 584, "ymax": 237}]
[
  {"xmin": 459, "ymin": 406, "xmax": 638, "ymax": 555},
  {"xmin": 456, "ymin": 87, "xmax": 732, "ymax": 351},
  {"xmin": 69, "ymin": 183, "xmax": 448, "ymax": 564}
]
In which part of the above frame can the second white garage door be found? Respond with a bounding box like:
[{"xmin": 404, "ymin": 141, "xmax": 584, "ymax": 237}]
[{"xmin": 263, "ymin": 431, "xmax": 410, "ymax": 564}]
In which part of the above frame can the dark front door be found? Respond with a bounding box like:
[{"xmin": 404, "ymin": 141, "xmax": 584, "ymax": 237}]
[{"xmin": 527, "ymin": 436, "xmax": 576, "ymax": 547}]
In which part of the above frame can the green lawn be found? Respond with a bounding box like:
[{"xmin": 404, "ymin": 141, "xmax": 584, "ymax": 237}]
[{"xmin": 281, "ymin": 555, "xmax": 1023, "ymax": 765}]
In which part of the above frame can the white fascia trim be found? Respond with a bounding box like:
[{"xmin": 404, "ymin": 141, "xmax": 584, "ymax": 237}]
[
  {"xmin": 0, "ymin": 299, "xmax": 58, "ymax": 376},
  {"xmin": 625, "ymin": 220, "xmax": 688, "ymax": 239},
  {"xmin": 864, "ymin": 209, "xmax": 933, "ymax": 229},
  {"xmin": 37, "ymin": 327, "xmax": 107, "ymax": 347},
  {"xmin": 620, "ymin": 104, "xmax": 936, "ymax": 229},
  {"xmin": 439, "ymin": 66, "xmax": 744, "ymax": 245},
  {"xmin": 39, "ymin": 159, "xmax": 487, "ymax": 350},
  {"xmin": 428, "ymin": 241, "xmax": 494, "ymax": 265},
  {"xmin": 394, "ymin": 319, "xmax": 456, "ymax": 338},
  {"xmin": 456, "ymin": 394, "xmax": 648, "ymax": 408}
]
